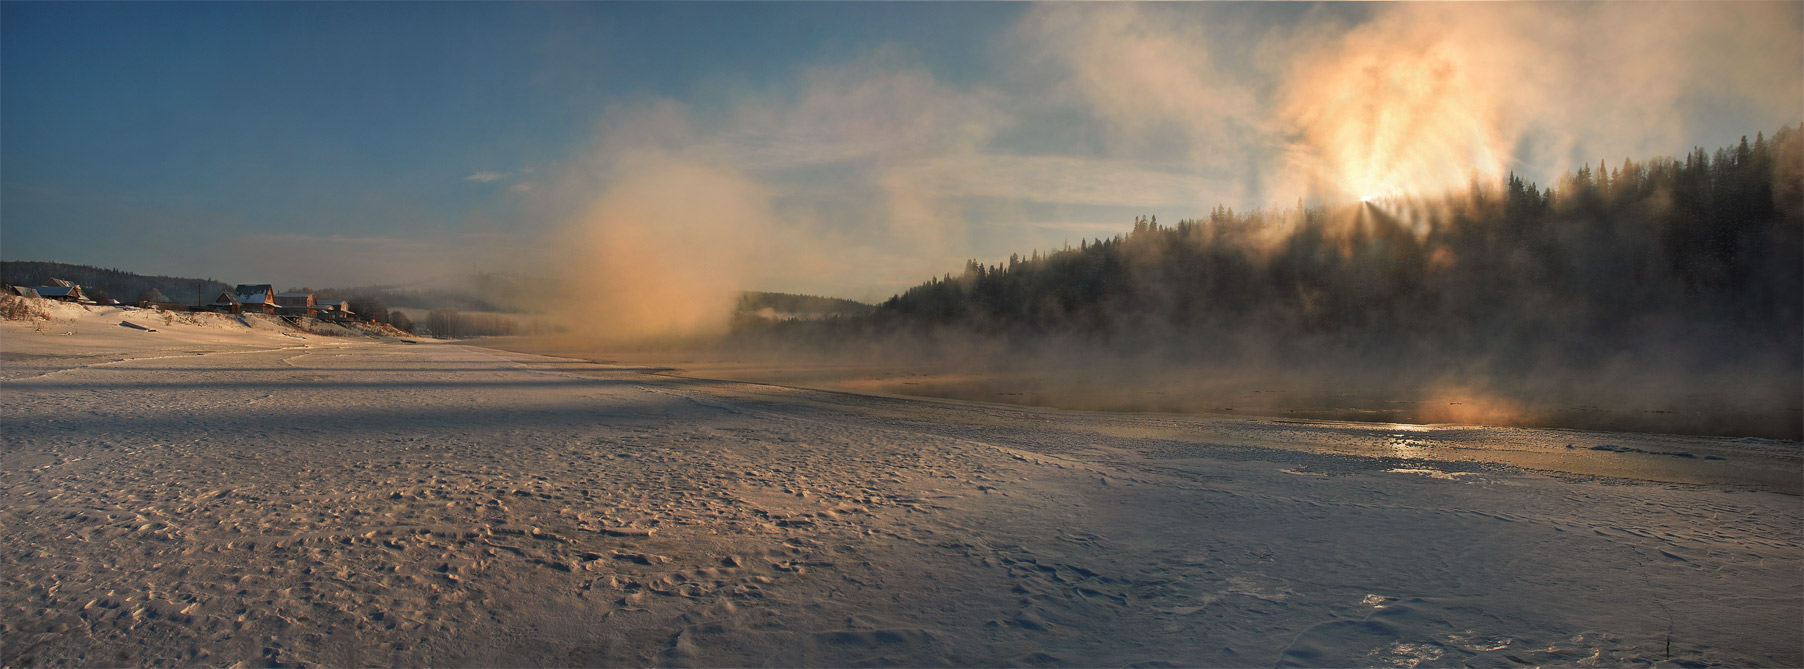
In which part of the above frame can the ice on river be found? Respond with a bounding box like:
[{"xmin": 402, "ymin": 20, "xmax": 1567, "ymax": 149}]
[{"xmin": 2, "ymin": 304, "xmax": 1799, "ymax": 666}]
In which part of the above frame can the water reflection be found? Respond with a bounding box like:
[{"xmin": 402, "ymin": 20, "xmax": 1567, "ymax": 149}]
[{"xmin": 1388, "ymin": 432, "xmax": 1435, "ymax": 459}]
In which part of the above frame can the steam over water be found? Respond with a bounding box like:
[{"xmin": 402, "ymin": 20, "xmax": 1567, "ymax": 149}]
[
  {"xmin": 507, "ymin": 126, "xmax": 1804, "ymax": 441},
  {"xmin": 475, "ymin": 3, "xmax": 1802, "ymax": 441}
]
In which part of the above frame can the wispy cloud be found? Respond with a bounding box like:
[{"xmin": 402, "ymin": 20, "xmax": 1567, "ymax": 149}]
[
  {"xmin": 485, "ymin": 2, "xmax": 1800, "ymax": 302},
  {"xmin": 1017, "ymin": 3, "xmax": 1803, "ymax": 207},
  {"xmin": 1016, "ymin": 5, "xmax": 1262, "ymax": 168},
  {"xmin": 723, "ymin": 50, "xmax": 1005, "ymax": 171},
  {"xmin": 886, "ymin": 154, "xmax": 1237, "ymax": 210}
]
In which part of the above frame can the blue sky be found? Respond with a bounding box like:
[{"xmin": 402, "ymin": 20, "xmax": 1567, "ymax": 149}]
[{"xmin": 4, "ymin": 2, "xmax": 1799, "ymax": 300}]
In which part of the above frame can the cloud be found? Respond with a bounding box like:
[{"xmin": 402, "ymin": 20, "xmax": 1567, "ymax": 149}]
[
  {"xmin": 479, "ymin": 3, "xmax": 1801, "ymax": 308},
  {"xmin": 707, "ymin": 54, "xmax": 1017, "ymax": 271},
  {"xmin": 886, "ymin": 154, "xmax": 1237, "ymax": 210},
  {"xmin": 725, "ymin": 50, "xmax": 1006, "ymax": 171},
  {"xmin": 494, "ymin": 101, "xmax": 784, "ymax": 340},
  {"xmin": 1014, "ymin": 4, "xmax": 1264, "ymax": 167},
  {"xmin": 549, "ymin": 153, "xmax": 779, "ymax": 341},
  {"xmin": 707, "ymin": 51, "xmax": 1237, "ymax": 275},
  {"xmin": 1268, "ymin": 2, "xmax": 1804, "ymax": 205},
  {"xmin": 1012, "ymin": 2, "xmax": 1802, "ymax": 208},
  {"xmin": 1269, "ymin": 6, "xmax": 1519, "ymax": 205}
]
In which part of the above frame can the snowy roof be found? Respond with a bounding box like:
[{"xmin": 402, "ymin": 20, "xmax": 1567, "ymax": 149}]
[
  {"xmin": 33, "ymin": 286, "xmax": 76, "ymax": 298},
  {"xmin": 233, "ymin": 284, "xmax": 274, "ymax": 304},
  {"xmin": 10, "ymin": 286, "xmax": 42, "ymax": 298}
]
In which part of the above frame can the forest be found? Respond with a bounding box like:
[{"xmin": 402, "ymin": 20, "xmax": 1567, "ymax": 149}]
[
  {"xmin": 724, "ymin": 127, "xmax": 1801, "ymax": 438},
  {"xmin": 753, "ymin": 128, "xmax": 1800, "ymax": 369},
  {"xmin": 0, "ymin": 261, "xmax": 230, "ymax": 307}
]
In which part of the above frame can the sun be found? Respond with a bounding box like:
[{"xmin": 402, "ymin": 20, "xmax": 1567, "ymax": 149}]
[{"xmin": 1360, "ymin": 194, "xmax": 1376, "ymax": 203}]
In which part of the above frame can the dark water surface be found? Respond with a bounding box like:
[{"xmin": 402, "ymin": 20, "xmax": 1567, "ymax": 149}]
[{"xmin": 474, "ymin": 337, "xmax": 1802, "ymax": 494}]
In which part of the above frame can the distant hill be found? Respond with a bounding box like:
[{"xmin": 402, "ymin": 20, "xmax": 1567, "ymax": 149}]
[
  {"xmin": 0, "ymin": 261, "xmax": 229, "ymax": 305},
  {"xmin": 307, "ymin": 273, "xmax": 531, "ymax": 314},
  {"xmin": 0, "ymin": 263, "xmax": 873, "ymax": 328},
  {"xmin": 0, "ymin": 262, "xmax": 537, "ymax": 317}
]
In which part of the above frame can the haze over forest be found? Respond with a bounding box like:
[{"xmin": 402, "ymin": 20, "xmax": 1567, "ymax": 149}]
[{"xmin": 663, "ymin": 129, "xmax": 1793, "ymax": 441}]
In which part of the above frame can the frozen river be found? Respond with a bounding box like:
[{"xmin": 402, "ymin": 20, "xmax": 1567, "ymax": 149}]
[{"xmin": 3, "ymin": 308, "xmax": 1799, "ymax": 666}]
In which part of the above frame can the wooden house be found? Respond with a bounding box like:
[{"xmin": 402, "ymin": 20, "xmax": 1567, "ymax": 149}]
[
  {"xmin": 315, "ymin": 299, "xmax": 353, "ymax": 321},
  {"xmin": 210, "ymin": 284, "xmax": 277, "ymax": 314},
  {"xmin": 274, "ymin": 292, "xmax": 316, "ymax": 316},
  {"xmin": 27, "ymin": 283, "xmax": 86, "ymax": 303}
]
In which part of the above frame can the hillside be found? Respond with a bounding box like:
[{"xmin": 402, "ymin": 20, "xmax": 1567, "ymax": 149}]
[
  {"xmin": 875, "ymin": 127, "xmax": 1802, "ymax": 361},
  {"xmin": 1, "ymin": 261, "xmax": 230, "ymax": 306},
  {"xmin": 308, "ymin": 273, "xmax": 534, "ymax": 314},
  {"xmin": 737, "ymin": 291, "xmax": 874, "ymax": 319},
  {"xmin": 0, "ymin": 262, "xmax": 539, "ymax": 331},
  {"xmin": 718, "ymin": 127, "xmax": 1802, "ymax": 439}
]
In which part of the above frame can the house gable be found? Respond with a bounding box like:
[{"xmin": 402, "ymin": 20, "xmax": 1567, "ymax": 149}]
[{"xmin": 233, "ymin": 284, "xmax": 275, "ymax": 306}]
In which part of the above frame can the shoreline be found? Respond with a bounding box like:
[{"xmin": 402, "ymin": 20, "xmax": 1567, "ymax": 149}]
[{"xmin": 466, "ymin": 334, "xmax": 1801, "ymax": 441}]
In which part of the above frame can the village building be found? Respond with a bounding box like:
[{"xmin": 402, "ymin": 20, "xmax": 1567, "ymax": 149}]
[
  {"xmin": 274, "ymin": 291, "xmax": 316, "ymax": 316},
  {"xmin": 315, "ymin": 299, "xmax": 353, "ymax": 321},
  {"xmin": 207, "ymin": 293, "xmax": 239, "ymax": 312},
  {"xmin": 210, "ymin": 284, "xmax": 277, "ymax": 314},
  {"xmin": 19, "ymin": 278, "xmax": 90, "ymax": 303}
]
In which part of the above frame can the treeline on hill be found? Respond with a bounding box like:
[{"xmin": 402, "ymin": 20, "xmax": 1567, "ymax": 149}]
[
  {"xmin": 274, "ymin": 291, "xmax": 520, "ymax": 339},
  {"xmin": 735, "ymin": 292, "xmax": 875, "ymax": 319},
  {"xmin": 312, "ymin": 273, "xmax": 533, "ymax": 315},
  {"xmin": 309, "ymin": 274, "xmax": 547, "ymax": 337},
  {"xmin": 423, "ymin": 309, "xmax": 520, "ymax": 338},
  {"xmin": 0, "ymin": 261, "xmax": 523, "ymax": 338},
  {"xmin": 749, "ymin": 127, "xmax": 1802, "ymax": 372},
  {"xmin": 0, "ymin": 261, "xmax": 230, "ymax": 306}
]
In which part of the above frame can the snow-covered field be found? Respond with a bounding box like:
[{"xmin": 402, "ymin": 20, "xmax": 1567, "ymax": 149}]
[{"xmin": 3, "ymin": 302, "xmax": 1799, "ymax": 666}]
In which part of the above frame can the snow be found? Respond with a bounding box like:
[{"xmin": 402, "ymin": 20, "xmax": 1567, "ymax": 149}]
[
  {"xmin": 2, "ymin": 301, "xmax": 1799, "ymax": 666},
  {"xmin": 28, "ymin": 286, "xmax": 76, "ymax": 299}
]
